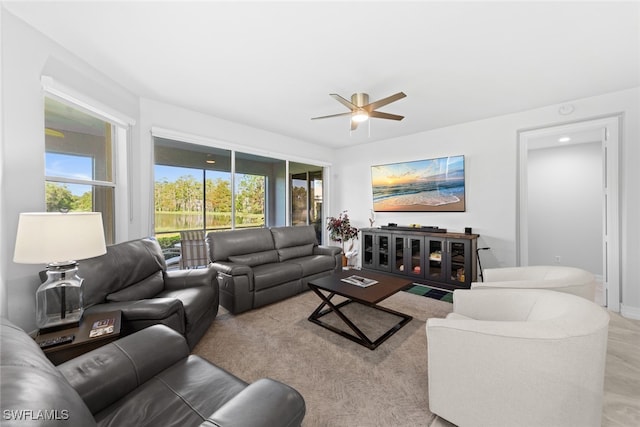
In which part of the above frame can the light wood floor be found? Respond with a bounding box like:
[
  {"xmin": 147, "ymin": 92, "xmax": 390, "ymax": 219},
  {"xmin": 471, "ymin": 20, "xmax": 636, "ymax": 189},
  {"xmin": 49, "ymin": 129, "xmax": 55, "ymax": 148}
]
[{"xmin": 603, "ymin": 311, "xmax": 640, "ymax": 426}]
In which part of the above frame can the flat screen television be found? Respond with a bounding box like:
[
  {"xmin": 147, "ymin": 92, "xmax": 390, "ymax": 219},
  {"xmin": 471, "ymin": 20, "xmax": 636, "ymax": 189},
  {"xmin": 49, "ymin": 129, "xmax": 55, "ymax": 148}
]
[{"xmin": 371, "ymin": 155, "xmax": 465, "ymax": 212}]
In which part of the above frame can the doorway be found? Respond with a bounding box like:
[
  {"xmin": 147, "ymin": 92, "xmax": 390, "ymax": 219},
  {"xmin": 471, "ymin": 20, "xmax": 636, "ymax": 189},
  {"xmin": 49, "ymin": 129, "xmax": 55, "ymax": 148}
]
[
  {"xmin": 517, "ymin": 116, "xmax": 620, "ymax": 311},
  {"xmin": 289, "ymin": 163, "xmax": 324, "ymax": 243}
]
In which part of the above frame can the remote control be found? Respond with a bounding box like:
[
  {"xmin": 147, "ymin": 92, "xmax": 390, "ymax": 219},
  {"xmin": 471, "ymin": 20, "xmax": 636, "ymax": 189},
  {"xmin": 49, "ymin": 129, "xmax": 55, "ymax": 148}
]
[{"xmin": 38, "ymin": 334, "xmax": 74, "ymax": 348}]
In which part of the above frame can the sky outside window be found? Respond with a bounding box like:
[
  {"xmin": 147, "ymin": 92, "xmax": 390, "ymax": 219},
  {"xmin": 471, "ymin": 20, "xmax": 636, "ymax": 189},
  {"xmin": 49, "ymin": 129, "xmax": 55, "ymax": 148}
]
[{"xmin": 45, "ymin": 152, "xmax": 93, "ymax": 195}]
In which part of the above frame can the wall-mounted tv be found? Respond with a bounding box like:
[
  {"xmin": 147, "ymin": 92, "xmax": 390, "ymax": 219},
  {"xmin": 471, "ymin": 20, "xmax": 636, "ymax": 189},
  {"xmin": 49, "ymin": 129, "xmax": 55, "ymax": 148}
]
[{"xmin": 371, "ymin": 155, "xmax": 465, "ymax": 212}]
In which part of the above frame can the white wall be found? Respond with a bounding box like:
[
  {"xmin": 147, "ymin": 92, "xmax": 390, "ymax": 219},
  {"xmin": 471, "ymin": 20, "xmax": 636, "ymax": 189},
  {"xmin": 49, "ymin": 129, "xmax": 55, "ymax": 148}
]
[
  {"xmin": 135, "ymin": 98, "xmax": 335, "ymax": 237},
  {"xmin": 528, "ymin": 142, "xmax": 602, "ymax": 273},
  {"xmin": 332, "ymin": 87, "xmax": 639, "ymax": 317},
  {"xmin": 0, "ymin": 10, "xmax": 139, "ymax": 331}
]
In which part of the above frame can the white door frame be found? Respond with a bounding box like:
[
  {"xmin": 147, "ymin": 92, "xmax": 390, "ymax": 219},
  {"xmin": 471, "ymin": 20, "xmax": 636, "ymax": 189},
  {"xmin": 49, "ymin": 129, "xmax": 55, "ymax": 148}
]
[{"xmin": 517, "ymin": 115, "xmax": 621, "ymax": 311}]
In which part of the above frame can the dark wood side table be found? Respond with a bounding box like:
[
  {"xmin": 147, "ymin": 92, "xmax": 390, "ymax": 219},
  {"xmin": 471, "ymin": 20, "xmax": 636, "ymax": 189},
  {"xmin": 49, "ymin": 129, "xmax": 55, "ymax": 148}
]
[{"xmin": 35, "ymin": 310, "xmax": 122, "ymax": 365}]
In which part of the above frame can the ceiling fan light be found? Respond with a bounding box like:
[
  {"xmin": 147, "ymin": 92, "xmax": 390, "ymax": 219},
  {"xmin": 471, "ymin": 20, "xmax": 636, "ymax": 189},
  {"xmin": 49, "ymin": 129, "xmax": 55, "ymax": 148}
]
[{"xmin": 352, "ymin": 111, "xmax": 369, "ymax": 123}]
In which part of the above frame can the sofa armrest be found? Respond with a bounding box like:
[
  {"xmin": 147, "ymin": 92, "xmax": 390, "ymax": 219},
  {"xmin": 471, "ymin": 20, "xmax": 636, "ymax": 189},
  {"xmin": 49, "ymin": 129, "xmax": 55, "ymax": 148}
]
[
  {"xmin": 451, "ymin": 289, "xmax": 540, "ymax": 321},
  {"xmin": 87, "ymin": 298, "xmax": 184, "ymax": 321},
  {"xmin": 164, "ymin": 266, "xmax": 217, "ymax": 290},
  {"xmin": 211, "ymin": 261, "xmax": 253, "ymax": 276},
  {"xmin": 482, "ymin": 266, "xmax": 533, "ymax": 282},
  {"xmin": 58, "ymin": 325, "xmax": 189, "ymax": 415},
  {"xmin": 472, "ymin": 279, "xmax": 561, "ymax": 290},
  {"xmin": 202, "ymin": 378, "xmax": 306, "ymax": 427},
  {"xmin": 313, "ymin": 245, "xmax": 342, "ymax": 256}
]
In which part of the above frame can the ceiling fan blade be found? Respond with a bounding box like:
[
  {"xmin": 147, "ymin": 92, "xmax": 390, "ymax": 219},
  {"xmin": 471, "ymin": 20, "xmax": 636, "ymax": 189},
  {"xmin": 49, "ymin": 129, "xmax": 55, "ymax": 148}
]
[
  {"xmin": 368, "ymin": 111, "xmax": 405, "ymax": 121},
  {"xmin": 364, "ymin": 92, "xmax": 406, "ymax": 112},
  {"xmin": 330, "ymin": 93, "xmax": 357, "ymax": 110},
  {"xmin": 350, "ymin": 119, "xmax": 359, "ymax": 131},
  {"xmin": 311, "ymin": 112, "xmax": 353, "ymax": 120}
]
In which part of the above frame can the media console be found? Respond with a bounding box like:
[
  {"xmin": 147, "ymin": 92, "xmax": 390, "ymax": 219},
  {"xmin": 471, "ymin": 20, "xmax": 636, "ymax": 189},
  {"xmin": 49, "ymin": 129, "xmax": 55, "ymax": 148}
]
[{"xmin": 361, "ymin": 227, "xmax": 479, "ymax": 290}]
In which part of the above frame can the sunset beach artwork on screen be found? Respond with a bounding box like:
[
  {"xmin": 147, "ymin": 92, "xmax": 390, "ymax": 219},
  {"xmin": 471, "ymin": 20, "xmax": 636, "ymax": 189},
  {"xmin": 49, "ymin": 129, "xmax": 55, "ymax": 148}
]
[{"xmin": 371, "ymin": 155, "xmax": 465, "ymax": 212}]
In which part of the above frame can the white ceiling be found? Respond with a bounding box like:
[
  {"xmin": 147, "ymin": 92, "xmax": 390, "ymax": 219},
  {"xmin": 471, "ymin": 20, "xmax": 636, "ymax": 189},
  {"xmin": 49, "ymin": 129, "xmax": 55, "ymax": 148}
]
[
  {"xmin": 4, "ymin": 1, "xmax": 639, "ymax": 148},
  {"xmin": 528, "ymin": 128, "xmax": 603, "ymax": 151}
]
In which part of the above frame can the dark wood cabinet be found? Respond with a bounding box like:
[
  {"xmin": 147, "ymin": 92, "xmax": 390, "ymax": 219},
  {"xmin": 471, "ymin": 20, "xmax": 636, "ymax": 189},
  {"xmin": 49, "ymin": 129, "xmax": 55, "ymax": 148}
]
[{"xmin": 361, "ymin": 228, "xmax": 478, "ymax": 290}]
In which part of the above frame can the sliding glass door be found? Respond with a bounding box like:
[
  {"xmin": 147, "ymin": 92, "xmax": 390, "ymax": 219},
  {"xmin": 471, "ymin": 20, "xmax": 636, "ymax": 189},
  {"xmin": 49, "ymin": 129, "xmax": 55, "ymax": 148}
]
[
  {"xmin": 290, "ymin": 162, "xmax": 324, "ymax": 244},
  {"xmin": 154, "ymin": 137, "xmax": 326, "ymax": 259}
]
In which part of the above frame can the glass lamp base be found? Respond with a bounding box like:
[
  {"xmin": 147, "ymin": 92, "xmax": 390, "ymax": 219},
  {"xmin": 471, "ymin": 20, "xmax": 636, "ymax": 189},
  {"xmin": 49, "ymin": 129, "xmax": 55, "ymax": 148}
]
[{"xmin": 36, "ymin": 262, "xmax": 84, "ymax": 330}]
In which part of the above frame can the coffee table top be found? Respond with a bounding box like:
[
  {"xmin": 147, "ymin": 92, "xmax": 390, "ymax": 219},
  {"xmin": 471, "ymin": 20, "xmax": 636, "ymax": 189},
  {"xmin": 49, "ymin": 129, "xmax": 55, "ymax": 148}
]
[{"xmin": 308, "ymin": 270, "xmax": 412, "ymax": 305}]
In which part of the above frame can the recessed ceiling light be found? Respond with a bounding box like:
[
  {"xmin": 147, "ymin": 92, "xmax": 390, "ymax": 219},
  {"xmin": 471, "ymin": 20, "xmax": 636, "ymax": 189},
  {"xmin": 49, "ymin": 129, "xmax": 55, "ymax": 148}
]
[{"xmin": 558, "ymin": 136, "xmax": 571, "ymax": 143}]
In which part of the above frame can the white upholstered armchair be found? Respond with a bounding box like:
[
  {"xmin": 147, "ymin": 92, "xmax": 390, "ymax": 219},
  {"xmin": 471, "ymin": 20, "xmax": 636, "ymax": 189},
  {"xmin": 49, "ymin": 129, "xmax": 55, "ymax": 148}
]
[
  {"xmin": 471, "ymin": 265, "xmax": 597, "ymax": 301},
  {"xmin": 426, "ymin": 289, "xmax": 609, "ymax": 427}
]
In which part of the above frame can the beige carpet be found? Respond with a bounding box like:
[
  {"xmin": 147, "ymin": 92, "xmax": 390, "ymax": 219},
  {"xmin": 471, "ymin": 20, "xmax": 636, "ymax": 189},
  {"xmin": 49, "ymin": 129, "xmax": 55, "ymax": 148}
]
[{"xmin": 193, "ymin": 290, "xmax": 453, "ymax": 427}]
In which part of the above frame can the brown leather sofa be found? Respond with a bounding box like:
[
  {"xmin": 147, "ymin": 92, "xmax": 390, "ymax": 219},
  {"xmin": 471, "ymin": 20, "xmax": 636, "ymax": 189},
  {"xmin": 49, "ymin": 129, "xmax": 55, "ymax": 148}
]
[
  {"xmin": 77, "ymin": 237, "xmax": 218, "ymax": 349},
  {"xmin": 0, "ymin": 317, "xmax": 306, "ymax": 427},
  {"xmin": 207, "ymin": 225, "xmax": 342, "ymax": 314}
]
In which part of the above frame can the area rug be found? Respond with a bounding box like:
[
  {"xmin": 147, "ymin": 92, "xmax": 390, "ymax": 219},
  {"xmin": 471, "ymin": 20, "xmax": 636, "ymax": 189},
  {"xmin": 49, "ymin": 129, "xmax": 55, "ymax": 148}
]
[
  {"xmin": 193, "ymin": 290, "xmax": 453, "ymax": 427},
  {"xmin": 404, "ymin": 284, "xmax": 454, "ymax": 303}
]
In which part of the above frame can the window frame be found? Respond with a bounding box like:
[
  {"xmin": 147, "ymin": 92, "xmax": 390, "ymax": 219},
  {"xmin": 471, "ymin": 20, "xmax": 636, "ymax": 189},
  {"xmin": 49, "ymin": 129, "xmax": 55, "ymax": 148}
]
[
  {"xmin": 150, "ymin": 127, "xmax": 331, "ymax": 238},
  {"xmin": 43, "ymin": 92, "xmax": 129, "ymax": 244}
]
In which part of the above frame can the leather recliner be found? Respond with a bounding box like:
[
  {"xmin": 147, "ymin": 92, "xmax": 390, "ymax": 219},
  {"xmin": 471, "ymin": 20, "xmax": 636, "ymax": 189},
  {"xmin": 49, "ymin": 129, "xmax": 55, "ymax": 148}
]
[
  {"xmin": 77, "ymin": 237, "xmax": 218, "ymax": 349},
  {"xmin": 0, "ymin": 317, "xmax": 306, "ymax": 427}
]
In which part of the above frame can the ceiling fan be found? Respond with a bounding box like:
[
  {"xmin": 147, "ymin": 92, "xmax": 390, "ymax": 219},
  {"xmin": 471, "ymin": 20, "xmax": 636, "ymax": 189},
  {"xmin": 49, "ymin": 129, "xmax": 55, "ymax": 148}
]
[{"xmin": 311, "ymin": 92, "xmax": 406, "ymax": 130}]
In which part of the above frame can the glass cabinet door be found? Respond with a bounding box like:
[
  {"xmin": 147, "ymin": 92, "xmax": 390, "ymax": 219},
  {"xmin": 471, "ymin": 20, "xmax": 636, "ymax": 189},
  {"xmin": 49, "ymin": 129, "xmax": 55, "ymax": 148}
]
[
  {"xmin": 376, "ymin": 234, "xmax": 390, "ymax": 271},
  {"xmin": 392, "ymin": 236, "xmax": 406, "ymax": 274},
  {"xmin": 362, "ymin": 232, "xmax": 374, "ymax": 269},
  {"xmin": 427, "ymin": 237, "xmax": 445, "ymax": 281},
  {"xmin": 447, "ymin": 239, "xmax": 470, "ymax": 286},
  {"xmin": 391, "ymin": 235, "xmax": 424, "ymax": 277},
  {"xmin": 407, "ymin": 236, "xmax": 424, "ymax": 278}
]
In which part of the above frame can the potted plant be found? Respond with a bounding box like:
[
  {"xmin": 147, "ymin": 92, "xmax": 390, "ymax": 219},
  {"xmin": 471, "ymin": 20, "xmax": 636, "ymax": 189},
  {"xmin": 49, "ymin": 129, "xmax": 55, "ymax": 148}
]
[{"xmin": 326, "ymin": 210, "xmax": 359, "ymax": 266}]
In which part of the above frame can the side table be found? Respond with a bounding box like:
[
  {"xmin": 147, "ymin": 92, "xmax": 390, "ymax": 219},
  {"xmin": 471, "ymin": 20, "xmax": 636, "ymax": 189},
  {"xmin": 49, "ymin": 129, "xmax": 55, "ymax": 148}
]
[{"xmin": 35, "ymin": 310, "xmax": 122, "ymax": 365}]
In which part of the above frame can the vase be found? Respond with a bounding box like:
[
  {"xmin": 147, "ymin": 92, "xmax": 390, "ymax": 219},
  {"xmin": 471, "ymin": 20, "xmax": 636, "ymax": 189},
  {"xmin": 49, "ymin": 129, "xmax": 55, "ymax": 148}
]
[{"xmin": 342, "ymin": 255, "xmax": 348, "ymax": 267}]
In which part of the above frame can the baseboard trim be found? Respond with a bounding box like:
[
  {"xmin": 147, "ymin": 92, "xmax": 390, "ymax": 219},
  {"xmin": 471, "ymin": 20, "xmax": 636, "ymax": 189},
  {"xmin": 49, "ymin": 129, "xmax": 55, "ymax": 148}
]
[{"xmin": 620, "ymin": 304, "xmax": 640, "ymax": 320}]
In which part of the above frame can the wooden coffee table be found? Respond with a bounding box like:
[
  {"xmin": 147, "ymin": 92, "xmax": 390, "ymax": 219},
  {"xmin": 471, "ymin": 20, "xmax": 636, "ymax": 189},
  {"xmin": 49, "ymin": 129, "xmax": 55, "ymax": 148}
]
[{"xmin": 307, "ymin": 270, "xmax": 413, "ymax": 350}]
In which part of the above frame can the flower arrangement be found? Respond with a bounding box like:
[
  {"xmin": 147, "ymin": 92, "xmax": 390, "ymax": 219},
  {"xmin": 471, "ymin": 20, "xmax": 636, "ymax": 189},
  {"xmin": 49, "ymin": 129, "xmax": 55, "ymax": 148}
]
[{"xmin": 326, "ymin": 210, "xmax": 359, "ymax": 252}]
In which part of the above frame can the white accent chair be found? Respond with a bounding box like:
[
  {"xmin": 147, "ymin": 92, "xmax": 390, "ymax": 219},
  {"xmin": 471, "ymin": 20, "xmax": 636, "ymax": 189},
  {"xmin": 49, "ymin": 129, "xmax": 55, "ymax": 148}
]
[
  {"xmin": 471, "ymin": 265, "xmax": 596, "ymax": 300},
  {"xmin": 426, "ymin": 289, "xmax": 609, "ymax": 427}
]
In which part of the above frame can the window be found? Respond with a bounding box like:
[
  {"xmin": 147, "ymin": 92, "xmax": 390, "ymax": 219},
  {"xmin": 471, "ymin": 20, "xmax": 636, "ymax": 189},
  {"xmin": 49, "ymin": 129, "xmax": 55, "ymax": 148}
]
[
  {"xmin": 234, "ymin": 151, "xmax": 285, "ymax": 229},
  {"xmin": 235, "ymin": 173, "xmax": 266, "ymax": 227},
  {"xmin": 154, "ymin": 140, "xmax": 232, "ymax": 240},
  {"xmin": 44, "ymin": 97, "xmax": 120, "ymax": 244},
  {"xmin": 153, "ymin": 137, "xmax": 325, "ymax": 259}
]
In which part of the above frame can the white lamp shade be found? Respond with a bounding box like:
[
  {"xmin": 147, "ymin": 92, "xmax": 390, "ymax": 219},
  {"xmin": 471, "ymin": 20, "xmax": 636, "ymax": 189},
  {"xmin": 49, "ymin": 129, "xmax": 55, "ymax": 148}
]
[{"xmin": 13, "ymin": 212, "xmax": 107, "ymax": 264}]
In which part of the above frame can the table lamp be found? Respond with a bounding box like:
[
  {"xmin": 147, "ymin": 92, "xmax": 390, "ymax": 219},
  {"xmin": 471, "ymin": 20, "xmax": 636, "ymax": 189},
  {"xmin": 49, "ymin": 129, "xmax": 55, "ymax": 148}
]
[{"xmin": 13, "ymin": 212, "xmax": 107, "ymax": 331}]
